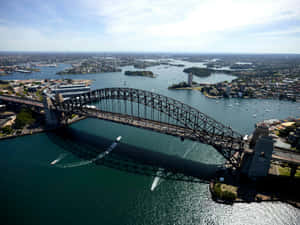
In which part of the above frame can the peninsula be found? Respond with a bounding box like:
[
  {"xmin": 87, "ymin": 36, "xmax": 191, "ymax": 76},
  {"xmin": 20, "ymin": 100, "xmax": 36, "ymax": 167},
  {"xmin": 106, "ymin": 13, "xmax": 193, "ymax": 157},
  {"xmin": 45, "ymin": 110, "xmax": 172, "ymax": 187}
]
[
  {"xmin": 124, "ymin": 70, "xmax": 155, "ymax": 78},
  {"xmin": 57, "ymin": 60, "xmax": 121, "ymax": 75}
]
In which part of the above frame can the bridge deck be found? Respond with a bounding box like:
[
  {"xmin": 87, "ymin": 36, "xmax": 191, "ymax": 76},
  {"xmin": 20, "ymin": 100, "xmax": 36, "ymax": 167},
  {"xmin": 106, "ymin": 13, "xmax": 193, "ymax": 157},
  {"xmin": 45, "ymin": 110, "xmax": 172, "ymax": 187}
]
[
  {"xmin": 74, "ymin": 108, "xmax": 243, "ymax": 151},
  {"xmin": 272, "ymin": 148, "xmax": 300, "ymax": 166},
  {"xmin": 244, "ymin": 147, "xmax": 300, "ymax": 166},
  {"xmin": 0, "ymin": 95, "xmax": 43, "ymax": 108}
]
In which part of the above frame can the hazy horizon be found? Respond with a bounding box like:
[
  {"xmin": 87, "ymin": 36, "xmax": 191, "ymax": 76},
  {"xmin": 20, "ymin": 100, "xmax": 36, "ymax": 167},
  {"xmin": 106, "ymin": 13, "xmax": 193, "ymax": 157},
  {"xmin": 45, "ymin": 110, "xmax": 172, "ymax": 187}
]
[{"xmin": 1, "ymin": 50, "xmax": 300, "ymax": 55}]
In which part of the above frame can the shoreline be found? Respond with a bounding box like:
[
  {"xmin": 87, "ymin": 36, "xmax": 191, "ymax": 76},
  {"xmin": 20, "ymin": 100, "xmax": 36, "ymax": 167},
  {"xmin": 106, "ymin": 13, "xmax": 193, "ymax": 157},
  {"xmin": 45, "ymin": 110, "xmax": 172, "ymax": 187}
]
[
  {"xmin": 209, "ymin": 180, "xmax": 300, "ymax": 209},
  {"xmin": 168, "ymin": 86, "xmax": 300, "ymax": 102},
  {"xmin": 0, "ymin": 116, "xmax": 86, "ymax": 141},
  {"xmin": 168, "ymin": 86, "xmax": 202, "ymax": 90}
]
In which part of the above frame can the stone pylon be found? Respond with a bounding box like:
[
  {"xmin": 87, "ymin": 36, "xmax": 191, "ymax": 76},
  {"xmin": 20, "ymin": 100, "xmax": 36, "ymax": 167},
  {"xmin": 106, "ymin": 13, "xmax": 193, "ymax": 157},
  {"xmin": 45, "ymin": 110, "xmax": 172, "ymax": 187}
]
[
  {"xmin": 43, "ymin": 96, "xmax": 60, "ymax": 128},
  {"xmin": 249, "ymin": 124, "xmax": 269, "ymax": 149}
]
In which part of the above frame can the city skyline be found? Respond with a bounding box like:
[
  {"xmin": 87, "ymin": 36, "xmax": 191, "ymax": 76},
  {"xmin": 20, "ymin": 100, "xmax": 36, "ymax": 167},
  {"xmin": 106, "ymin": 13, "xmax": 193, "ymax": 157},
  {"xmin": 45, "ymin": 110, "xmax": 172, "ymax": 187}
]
[{"xmin": 1, "ymin": 0, "xmax": 300, "ymax": 53}]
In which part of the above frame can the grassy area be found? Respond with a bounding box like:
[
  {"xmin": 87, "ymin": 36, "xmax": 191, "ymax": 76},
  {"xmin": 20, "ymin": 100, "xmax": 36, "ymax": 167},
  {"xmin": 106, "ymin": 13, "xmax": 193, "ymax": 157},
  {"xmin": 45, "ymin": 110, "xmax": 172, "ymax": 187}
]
[
  {"xmin": 213, "ymin": 182, "xmax": 237, "ymax": 201},
  {"xmin": 278, "ymin": 166, "xmax": 300, "ymax": 177},
  {"xmin": 36, "ymin": 90, "xmax": 44, "ymax": 101},
  {"xmin": 14, "ymin": 109, "xmax": 35, "ymax": 129}
]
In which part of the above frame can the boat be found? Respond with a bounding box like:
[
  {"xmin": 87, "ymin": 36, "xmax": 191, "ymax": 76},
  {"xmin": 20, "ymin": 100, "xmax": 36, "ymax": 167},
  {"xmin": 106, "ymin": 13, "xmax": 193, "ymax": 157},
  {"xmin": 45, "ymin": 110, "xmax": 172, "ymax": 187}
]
[
  {"xmin": 15, "ymin": 69, "xmax": 31, "ymax": 73},
  {"xmin": 83, "ymin": 105, "xmax": 96, "ymax": 109},
  {"xmin": 50, "ymin": 159, "xmax": 59, "ymax": 165},
  {"xmin": 116, "ymin": 136, "xmax": 122, "ymax": 143}
]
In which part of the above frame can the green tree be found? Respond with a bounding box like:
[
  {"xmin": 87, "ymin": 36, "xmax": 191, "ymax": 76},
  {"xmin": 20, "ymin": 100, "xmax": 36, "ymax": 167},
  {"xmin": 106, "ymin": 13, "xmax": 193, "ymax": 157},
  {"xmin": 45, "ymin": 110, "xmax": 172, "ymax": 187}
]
[
  {"xmin": 14, "ymin": 109, "xmax": 35, "ymax": 129},
  {"xmin": 1, "ymin": 125, "xmax": 13, "ymax": 134}
]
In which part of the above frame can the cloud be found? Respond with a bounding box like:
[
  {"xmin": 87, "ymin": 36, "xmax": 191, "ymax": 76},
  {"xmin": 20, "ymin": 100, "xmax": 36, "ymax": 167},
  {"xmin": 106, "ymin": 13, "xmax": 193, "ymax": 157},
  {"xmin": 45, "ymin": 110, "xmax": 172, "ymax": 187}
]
[
  {"xmin": 84, "ymin": 0, "xmax": 300, "ymax": 36},
  {"xmin": 1, "ymin": 0, "xmax": 300, "ymax": 52},
  {"xmin": 254, "ymin": 27, "xmax": 300, "ymax": 37}
]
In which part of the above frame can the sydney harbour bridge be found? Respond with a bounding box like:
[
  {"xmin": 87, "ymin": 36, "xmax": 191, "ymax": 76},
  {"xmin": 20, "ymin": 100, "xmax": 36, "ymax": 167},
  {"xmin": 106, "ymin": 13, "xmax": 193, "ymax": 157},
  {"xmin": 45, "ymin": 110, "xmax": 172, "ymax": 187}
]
[{"xmin": 1, "ymin": 88, "xmax": 299, "ymax": 183}]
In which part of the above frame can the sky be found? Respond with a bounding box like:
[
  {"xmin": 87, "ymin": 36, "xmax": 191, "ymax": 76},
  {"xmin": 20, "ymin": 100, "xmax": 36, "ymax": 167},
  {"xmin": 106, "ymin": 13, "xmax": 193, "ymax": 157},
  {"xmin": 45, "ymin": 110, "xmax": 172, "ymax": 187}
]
[{"xmin": 1, "ymin": 0, "xmax": 300, "ymax": 53}]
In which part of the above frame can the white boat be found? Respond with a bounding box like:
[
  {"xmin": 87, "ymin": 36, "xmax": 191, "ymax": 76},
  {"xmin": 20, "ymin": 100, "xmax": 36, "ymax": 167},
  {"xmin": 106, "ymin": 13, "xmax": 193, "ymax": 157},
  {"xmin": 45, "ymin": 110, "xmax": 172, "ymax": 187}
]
[
  {"xmin": 116, "ymin": 136, "xmax": 122, "ymax": 142},
  {"xmin": 50, "ymin": 159, "xmax": 59, "ymax": 165},
  {"xmin": 83, "ymin": 105, "xmax": 96, "ymax": 109}
]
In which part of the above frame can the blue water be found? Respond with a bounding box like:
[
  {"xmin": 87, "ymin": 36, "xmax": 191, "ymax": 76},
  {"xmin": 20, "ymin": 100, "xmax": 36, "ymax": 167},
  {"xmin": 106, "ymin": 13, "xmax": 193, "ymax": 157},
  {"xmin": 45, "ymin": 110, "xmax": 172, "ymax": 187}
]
[{"xmin": 0, "ymin": 62, "xmax": 299, "ymax": 225}]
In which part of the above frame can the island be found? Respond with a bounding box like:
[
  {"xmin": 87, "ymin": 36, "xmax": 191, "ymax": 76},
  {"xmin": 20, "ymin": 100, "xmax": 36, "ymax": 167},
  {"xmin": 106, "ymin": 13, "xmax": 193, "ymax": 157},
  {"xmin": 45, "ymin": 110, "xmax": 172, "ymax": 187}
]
[
  {"xmin": 124, "ymin": 70, "xmax": 155, "ymax": 78},
  {"xmin": 183, "ymin": 67, "xmax": 214, "ymax": 77}
]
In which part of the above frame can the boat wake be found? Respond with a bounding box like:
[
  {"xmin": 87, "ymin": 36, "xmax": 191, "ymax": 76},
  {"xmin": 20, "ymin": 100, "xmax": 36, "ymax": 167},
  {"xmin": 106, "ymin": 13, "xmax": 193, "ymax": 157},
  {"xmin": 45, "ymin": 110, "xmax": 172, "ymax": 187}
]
[
  {"xmin": 55, "ymin": 137, "xmax": 121, "ymax": 169},
  {"xmin": 150, "ymin": 142, "xmax": 196, "ymax": 191},
  {"xmin": 150, "ymin": 169, "xmax": 165, "ymax": 191},
  {"xmin": 56, "ymin": 159, "xmax": 95, "ymax": 168}
]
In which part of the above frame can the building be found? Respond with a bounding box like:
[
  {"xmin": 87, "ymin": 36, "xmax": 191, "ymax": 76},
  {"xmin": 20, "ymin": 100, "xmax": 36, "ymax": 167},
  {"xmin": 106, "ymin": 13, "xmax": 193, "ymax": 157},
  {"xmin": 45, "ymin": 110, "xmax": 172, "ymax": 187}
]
[
  {"xmin": 188, "ymin": 73, "xmax": 193, "ymax": 87},
  {"xmin": 50, "ymin": 84, "xmax": 91, "ymax": 100},
  {"xmin": 27, "ymin": 85, "xmax": 39, "ymax": 92}
]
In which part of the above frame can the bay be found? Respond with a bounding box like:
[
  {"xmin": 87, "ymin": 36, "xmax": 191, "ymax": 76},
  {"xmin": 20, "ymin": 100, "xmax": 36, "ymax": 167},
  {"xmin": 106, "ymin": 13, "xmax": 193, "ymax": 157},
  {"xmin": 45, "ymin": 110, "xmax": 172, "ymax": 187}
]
[{"xmin": 0, "ymin": 62, "xmax": 299, "ymax": 225}]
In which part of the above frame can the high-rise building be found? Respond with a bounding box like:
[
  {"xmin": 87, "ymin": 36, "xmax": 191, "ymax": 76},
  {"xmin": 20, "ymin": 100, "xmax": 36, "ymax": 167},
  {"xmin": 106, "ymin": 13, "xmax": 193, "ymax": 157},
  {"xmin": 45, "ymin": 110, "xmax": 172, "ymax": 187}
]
[{"xmin": 188, "ymin": 73, "xmax": 193, "ymax": 86}]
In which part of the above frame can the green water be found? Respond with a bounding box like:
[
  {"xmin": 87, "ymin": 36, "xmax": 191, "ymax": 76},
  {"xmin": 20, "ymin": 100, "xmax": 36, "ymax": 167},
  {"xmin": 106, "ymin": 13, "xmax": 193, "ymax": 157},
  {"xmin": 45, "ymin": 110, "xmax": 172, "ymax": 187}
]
[{"xmin": 1, "ymin": 61, "xmax": 300, "ymax": 224}]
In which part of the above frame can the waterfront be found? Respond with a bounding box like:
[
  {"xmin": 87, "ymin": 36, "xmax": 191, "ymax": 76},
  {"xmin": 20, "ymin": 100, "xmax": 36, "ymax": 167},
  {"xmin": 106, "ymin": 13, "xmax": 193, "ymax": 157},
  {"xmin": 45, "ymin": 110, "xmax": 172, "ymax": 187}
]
[{"xmin": 1, "ymin": 63, "xmax": 300, "ymax": 225}]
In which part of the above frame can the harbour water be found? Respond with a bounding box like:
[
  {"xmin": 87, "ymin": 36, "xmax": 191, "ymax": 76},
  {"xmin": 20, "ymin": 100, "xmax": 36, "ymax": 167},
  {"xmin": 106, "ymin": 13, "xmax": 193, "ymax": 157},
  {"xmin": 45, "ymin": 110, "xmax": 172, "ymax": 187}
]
[{"xmin": 1, "ymin": 62, "xmax": 300, "ymax": 225}]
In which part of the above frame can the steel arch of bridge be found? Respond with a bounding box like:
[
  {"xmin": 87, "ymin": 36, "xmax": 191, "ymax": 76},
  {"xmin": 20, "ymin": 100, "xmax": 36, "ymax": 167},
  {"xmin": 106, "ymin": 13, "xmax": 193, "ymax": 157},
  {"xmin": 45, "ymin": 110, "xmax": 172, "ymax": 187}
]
[{"xmin": 56, "ymin": 88, "xmax": 244, "ymax": 166}]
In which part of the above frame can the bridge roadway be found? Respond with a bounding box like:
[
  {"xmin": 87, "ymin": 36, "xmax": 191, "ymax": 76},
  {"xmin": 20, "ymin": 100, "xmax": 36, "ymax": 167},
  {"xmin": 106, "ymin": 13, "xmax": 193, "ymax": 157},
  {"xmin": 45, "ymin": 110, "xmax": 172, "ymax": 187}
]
[
  {"xmin": 271, "ymin": 148, "xmax": 300, "ymax": 166},
  {"xmin": 0, "ymin": 95, "xmax": 43, "ymax": 108},
  {"xmin": 1, "ymin": 94, "xmax": 300, "ymax": 167},
  {"xmin": 66, "ymin": 107, "xmax": 300, "ymax": 167},
  {"xmin": 75, "ymin": 107, "xmax": 242, "ymax": 149}
]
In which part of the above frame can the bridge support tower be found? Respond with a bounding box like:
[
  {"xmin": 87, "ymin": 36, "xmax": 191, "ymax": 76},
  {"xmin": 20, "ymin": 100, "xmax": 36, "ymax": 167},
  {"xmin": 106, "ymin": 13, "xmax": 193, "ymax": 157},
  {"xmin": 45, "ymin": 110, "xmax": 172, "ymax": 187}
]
[{"xmin": 43, "ymin": 96, "xmax": 61, "ymax": 128}]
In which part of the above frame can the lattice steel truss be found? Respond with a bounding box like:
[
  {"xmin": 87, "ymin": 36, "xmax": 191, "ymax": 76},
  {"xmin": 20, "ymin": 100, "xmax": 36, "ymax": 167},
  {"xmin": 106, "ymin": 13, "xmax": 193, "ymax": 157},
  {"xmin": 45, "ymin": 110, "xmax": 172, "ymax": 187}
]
[{"xmin": 54, "ymin": 88, "xmax": 245, "ymax": 167}]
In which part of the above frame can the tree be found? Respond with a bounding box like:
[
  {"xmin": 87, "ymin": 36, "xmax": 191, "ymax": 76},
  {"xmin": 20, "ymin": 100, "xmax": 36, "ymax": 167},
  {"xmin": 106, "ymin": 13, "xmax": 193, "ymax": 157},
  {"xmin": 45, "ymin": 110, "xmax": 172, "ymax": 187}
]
[
  {"xmin": 1, "ymin": 125, "xmax": 13, "ymax": 134},
  {"xmin": 14, "ymin": 109, "xmax": 35, "ymax": 129}
]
